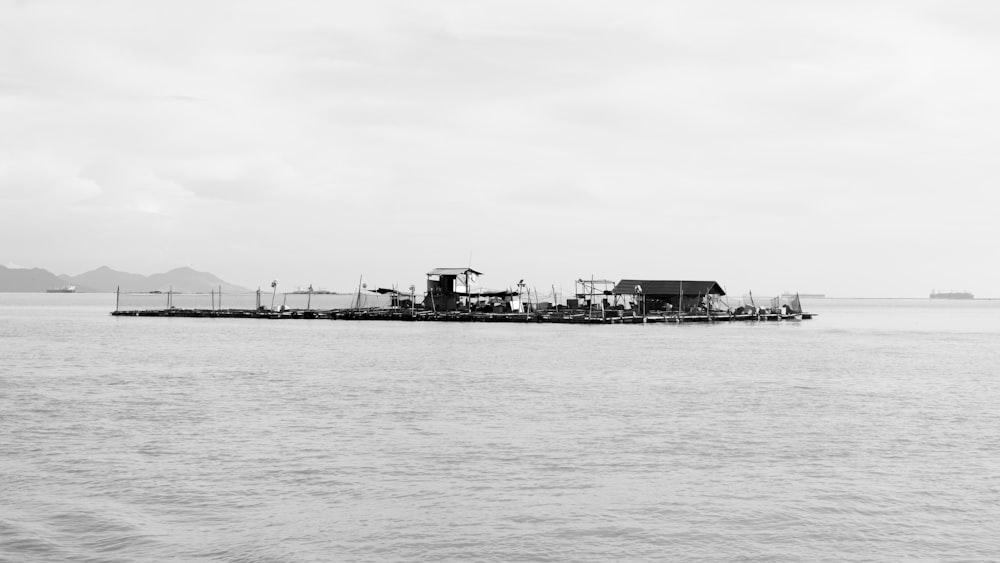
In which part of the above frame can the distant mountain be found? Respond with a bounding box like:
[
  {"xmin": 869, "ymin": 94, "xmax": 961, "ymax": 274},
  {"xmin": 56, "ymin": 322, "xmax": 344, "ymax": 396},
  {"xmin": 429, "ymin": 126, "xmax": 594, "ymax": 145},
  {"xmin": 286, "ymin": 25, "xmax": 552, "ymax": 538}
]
[
  {"xmin": 70, "ymin": 266, "xmax": 147, "ymax": 292},
  {"xmin": 141, "ymin": 267, "xmax": 249, "ymax": 294},
  {"xmin": 0, "ymin": 266, "xmax": 71, "ymax": 292},
  {"xmin": 0, "ymin": 265, "xmax": 250, "ymax": 293}
]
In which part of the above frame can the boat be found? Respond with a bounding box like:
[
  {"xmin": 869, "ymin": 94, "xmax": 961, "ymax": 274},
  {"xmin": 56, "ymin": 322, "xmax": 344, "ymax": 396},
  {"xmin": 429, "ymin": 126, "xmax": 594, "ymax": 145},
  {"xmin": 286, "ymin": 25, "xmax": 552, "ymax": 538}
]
[
  {"xmin": 930, "ymin": 290, "xmax": 973, "ymax": 300},
  {"xmin": 46, "ymin": 285, "xmax": 77, "ymax": 293}
]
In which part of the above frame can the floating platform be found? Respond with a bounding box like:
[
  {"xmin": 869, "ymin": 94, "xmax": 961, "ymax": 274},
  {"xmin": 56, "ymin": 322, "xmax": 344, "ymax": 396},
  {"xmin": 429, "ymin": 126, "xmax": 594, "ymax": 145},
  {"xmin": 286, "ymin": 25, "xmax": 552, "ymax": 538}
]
[{"xmin": 111, "ymin": 308, "xmax": 814, "ymax": 323}]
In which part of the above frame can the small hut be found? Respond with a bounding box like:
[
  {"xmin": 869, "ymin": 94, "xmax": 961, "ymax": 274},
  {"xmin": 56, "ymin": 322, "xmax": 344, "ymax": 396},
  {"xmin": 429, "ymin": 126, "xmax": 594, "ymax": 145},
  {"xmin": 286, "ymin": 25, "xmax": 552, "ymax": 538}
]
[{"xmin": 424, "ymin": 267, "xmax": 482, "ymax": 312}]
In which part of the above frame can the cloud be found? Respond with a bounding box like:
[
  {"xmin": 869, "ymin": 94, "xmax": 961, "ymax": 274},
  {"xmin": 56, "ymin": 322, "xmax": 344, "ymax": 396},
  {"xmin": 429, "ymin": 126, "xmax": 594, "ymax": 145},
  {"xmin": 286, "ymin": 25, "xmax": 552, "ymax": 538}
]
[
  {"xmin": 1, "ymin": 1, "xmax": 999, "ymax": 295},
  {"xmin": 0, "ymin": 151, "xmax": 102, "ymax": 202}
]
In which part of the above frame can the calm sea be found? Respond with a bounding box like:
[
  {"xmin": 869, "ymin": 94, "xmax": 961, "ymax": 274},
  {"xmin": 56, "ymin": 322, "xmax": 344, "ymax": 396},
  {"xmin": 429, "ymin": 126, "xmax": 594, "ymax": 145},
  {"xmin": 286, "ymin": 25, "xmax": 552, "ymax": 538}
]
[{"xmin": 2, "ymin": 294, "xmax": 998, "ymax": 562}]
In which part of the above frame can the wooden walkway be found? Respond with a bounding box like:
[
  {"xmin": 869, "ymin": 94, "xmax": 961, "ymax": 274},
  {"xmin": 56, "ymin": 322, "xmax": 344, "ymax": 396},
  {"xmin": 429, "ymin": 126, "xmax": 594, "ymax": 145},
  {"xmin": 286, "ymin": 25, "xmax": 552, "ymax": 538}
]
[{"xmin": 111, "ymin": 308, "xmax": 814, "ymax": 323}]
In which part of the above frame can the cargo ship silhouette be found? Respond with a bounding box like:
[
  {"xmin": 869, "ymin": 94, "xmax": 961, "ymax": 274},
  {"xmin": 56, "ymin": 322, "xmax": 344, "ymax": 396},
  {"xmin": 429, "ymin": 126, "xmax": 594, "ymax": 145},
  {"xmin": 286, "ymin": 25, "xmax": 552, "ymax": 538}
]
[{"xmin": 930, "ymin": 290, "xmax": 973, "ymax": 300}]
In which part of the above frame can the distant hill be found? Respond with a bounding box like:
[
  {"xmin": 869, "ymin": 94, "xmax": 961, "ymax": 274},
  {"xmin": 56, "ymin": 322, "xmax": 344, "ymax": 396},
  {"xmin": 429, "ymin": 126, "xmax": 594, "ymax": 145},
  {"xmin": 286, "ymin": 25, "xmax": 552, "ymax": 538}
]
[
  {"xmin": 141, "ymin": 267, "xmax": 250, "ymax": 293},
  {"xmin": 0, "ymin": 266, "xmax": 72, "ymax": 292},
  {"xmin": 0, "ymin": 265, "xmax": 250, "ymax": 293},
  {"xmin": 69, "ymin": 266, "xmax": 147, "ymax": 292}
]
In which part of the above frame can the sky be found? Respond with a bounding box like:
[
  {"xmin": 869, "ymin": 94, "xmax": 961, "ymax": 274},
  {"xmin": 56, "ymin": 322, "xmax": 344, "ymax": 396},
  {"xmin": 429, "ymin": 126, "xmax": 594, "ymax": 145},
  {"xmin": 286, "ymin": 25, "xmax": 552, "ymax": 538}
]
[{"xmin": 2, "ymin": 0, "xmax": 999, "ymax": 298}]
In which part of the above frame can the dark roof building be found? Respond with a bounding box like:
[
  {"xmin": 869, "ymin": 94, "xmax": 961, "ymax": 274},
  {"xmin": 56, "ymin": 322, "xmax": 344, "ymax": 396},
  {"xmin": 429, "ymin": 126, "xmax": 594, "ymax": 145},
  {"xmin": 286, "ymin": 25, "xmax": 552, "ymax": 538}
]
[
  {"xmin": 612, "ymin": 280, "xmax": 726, "ymax": 297},
  {"xmin": 426, "ymin": 267, "xmax": 483, "ymax": 277},
  {"xmin": 613, "ymin": 279, "xmax": 725, "ymax": 311}
]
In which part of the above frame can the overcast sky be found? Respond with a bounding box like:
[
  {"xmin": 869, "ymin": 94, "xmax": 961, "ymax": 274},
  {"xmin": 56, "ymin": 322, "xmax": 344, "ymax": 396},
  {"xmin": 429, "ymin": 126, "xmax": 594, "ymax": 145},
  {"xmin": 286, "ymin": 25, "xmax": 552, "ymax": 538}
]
[{"xmin": 2, "ymin": 0, "xmax": 998, "ymax": 297}]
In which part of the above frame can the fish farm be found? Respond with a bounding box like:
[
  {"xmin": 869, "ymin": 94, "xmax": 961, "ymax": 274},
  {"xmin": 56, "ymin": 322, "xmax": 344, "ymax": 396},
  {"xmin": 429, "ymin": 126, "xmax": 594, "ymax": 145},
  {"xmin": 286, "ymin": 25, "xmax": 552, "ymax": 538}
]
[{"xmin": 111, "ymin": 267, "xmax": 815, "ymax": 324}]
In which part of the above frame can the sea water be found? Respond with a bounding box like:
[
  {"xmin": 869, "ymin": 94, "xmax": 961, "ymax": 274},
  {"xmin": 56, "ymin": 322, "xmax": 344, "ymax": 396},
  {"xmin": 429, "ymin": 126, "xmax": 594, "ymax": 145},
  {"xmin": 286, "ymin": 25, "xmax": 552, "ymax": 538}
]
[{"xmin": 1, "ymin": 294, "xmax": 998, "ymax": 562}]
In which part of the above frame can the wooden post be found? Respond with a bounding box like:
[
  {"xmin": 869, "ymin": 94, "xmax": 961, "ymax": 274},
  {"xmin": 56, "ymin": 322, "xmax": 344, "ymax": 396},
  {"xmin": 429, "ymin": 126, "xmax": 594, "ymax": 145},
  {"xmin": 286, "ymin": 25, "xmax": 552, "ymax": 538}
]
[
  {"xmin": 678, "ymin": 281, "xmax": 684, "ymax": 322},
  {"xmin": 590, "ymin": 275, "xmax": 595, "ymax": 319},
  {"xmin": 115, "ymin": 286, "xmax": 120, "ymax": 312}
]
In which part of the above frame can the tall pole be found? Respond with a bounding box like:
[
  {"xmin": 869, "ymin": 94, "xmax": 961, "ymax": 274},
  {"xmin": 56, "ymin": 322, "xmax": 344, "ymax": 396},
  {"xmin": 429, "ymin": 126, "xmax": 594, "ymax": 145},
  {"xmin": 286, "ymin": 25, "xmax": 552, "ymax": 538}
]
[
  {"xmin": 590, "ymin": 275, "xmax": 595, "ymax": 318},
  {"xmin": 270, "ymin": 280, "xmax": 277, "ymax": 311},
  {"xmin": 354, "ymin": 275, "xmax": 363, "ymax": 311},
  {"xmin": 219, "ymin": 285, "xmax": 222, "ymax": 310},
  {"xmin": 634, "ymin": 284, "xmax": 643, "ymax": 321},
  {"xmin": 307, "ymin": 284, "xmax": 313, "ymax": 310},
  {"xmin": 211, "ymin": 288, "xmax": 215, "ymax": 311},
  {"xmin": 678, "ymin": 281, "xmax": 683, "ymax": 323},
  {"xmin": 116, "ymin": 286, "xmax": 120, "ymax": 312}
]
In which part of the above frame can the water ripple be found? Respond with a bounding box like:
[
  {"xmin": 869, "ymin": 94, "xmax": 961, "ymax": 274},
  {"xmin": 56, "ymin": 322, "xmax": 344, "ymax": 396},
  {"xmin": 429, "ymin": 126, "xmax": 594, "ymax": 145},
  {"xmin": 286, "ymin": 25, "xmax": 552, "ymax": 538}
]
[{"xmin": 2, "ymin": 297, "xmax": 1000, "ymax": 561}]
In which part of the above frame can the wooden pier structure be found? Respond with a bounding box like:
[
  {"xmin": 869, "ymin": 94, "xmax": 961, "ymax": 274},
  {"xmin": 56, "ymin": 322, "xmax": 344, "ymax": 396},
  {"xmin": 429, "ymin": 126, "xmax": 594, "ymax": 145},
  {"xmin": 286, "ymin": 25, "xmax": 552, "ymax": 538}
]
[
  {"xmin": 110, "ymin": 269, "xmax": 815, "ymax": 323},
  {"xmin": 110, "ymin": 307, "xmax": 812, "ymax": 323}
]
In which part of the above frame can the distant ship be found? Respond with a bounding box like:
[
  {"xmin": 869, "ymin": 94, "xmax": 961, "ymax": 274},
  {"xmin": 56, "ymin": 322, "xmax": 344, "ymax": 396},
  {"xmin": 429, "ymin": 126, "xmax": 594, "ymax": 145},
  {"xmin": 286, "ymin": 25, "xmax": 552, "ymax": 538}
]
[
  {"xmin": 46, "ymin": 285, "xmax": 77, "ymax": 293},
  {"xmin": 930, "ymin": 290, "xmax": 973, "ymax": 300}
]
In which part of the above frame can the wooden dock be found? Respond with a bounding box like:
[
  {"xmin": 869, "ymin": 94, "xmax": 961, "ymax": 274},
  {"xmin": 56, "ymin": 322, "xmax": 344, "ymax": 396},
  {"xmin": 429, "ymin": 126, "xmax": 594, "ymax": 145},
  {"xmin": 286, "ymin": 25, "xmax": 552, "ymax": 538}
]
[{"xmin": 111, "ymin": 308, "xmax": 814, "ymax": 323}]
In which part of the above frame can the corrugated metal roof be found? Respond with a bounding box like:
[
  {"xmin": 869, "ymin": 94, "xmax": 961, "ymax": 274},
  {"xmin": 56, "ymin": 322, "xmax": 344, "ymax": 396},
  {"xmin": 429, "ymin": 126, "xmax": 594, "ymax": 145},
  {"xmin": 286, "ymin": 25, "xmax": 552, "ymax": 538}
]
[
  {"xmin": 613, "ymin": 279, "xmax": 726, "ymax": 296},
  {"xmin": 470, "ymin": 288, "xmax": 518, "ymax": 297},
  {"xmin": 370, "ymin": 287, "xmax": 412, "ymax": 294},
  {"xmin": 426, "ymin": 267, "xmax": 483, "ymax": 276}
]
